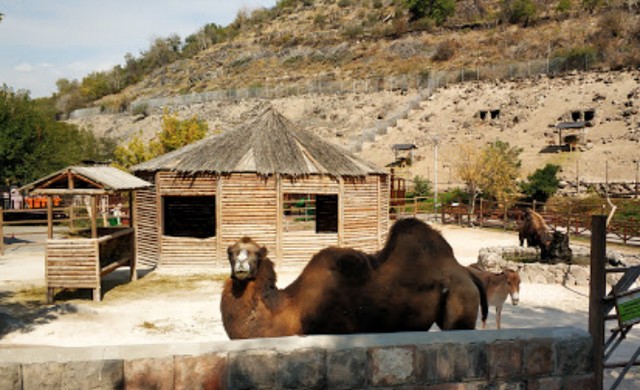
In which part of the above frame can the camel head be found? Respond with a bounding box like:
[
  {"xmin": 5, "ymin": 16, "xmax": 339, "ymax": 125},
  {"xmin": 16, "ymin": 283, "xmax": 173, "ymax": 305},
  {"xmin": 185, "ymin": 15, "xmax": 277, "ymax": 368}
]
[{"xmin": 227, "ymin": 237, "xmax": 267, "ymax": 281}]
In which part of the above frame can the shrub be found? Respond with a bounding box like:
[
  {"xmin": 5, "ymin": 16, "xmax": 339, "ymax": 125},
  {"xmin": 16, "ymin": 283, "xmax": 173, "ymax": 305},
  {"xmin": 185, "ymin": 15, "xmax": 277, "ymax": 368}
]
[
  {"xmin": 520, "ymin": 164, "xmax": 561, "ymax": 203},
  {"xmin": 338, "ymin": 0, "xmax": 351, "ymax": 7},
  {"xmin": 501, "ymin": 0, "xmax": 537, "ymax": 26},
  {"xmin": 432, "ymin": 39, "xmax": 457, "ymax": 62},
  {"xmin": 412, "ymin": 175, "xmax": 432, "ymax": 197}
]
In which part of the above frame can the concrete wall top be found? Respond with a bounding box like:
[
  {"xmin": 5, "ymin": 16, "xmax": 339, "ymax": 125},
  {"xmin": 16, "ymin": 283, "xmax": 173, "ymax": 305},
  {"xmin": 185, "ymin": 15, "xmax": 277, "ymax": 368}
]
[{"xmin": 0, "ymin": 326, "xmax": 588, "ymax": 364}]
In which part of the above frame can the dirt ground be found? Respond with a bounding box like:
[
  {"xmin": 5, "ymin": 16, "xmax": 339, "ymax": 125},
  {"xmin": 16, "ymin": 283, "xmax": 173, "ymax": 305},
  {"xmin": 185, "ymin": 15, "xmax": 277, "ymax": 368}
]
[{"xmin": 1, "ymin": 223, "xmax": 639, "ymax": 388}]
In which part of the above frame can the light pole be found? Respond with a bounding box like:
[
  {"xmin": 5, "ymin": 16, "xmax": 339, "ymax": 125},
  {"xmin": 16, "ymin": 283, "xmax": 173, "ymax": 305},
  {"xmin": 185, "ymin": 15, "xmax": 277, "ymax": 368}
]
[
  {"xmin": 635, "ymin": 159, "xmax": 639, "ymax": 199},
  {"xmin": 431, "ymin": 134, "xmax": 441, "ymax": 218},
  {"xmin": 443, "ymin": 164, "xmax": 452, "ymax": 185}
]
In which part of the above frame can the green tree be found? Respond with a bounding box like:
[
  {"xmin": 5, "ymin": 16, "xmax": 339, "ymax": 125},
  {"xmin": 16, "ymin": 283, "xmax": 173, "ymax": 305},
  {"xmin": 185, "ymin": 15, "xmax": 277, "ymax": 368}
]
[
  {"xmin": 404, "ymin": 0, "xmax": 455, "ymax": 25},
  {"xmin": 0, "ymin": 86, "xmax": 115, "ymax": 185},
  {"xmin": 520, "ymin": 164, "xmax": 560, "ymax": 203},
  {"xmin": 478, "ymin": 141, "xmax": 522, "ymax": 202},
  {"xmin": 114, "ymin": 109, "xmax": 208, "ymax": 168},
  {"xmin": 501, "ymin": 0, "xmax": 537, "ymax": 26},
  {"xmin": 412, "ymin": 175, "xmax": 432, "ymax": 197}
]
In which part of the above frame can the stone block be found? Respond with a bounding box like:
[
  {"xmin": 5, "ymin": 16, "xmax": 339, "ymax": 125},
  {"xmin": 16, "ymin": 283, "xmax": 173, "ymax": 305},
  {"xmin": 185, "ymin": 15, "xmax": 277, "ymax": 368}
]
[
  {"xmin": 368, "ymin": 346, "xmax": 416, "ymax": 387},
  {"xmin": 327, "ymin": 348, "xmax": 367, "ymax": 389},
  {"xmin": 527, "ymin": 376, "xmax": 562, "ymax": 390},
  {"xmin": 421, "ymin": 342, "xmax": 488, "ymax": 384},
  {"xmin": 524, "ymin": 338, "xmax": 554, "ymax": 376},
  {"xmin": 63, "ymin": 360, "xmax": 123, "ymax": 389},
  {"xmin": 278, "ymin": 348, "xmax": 326, "ymax": 389},
  {"xmin": 228, "ymin": 349, "xmax": 277, "ymax": 389},
  {"xmin": 174, "ymin": 352, "xmax": 227, "ymax": 390},
  {"xmin": 0, "ymin": 363, "xmax": 22, "ymax": 390},
  {"xmin": 563, "ymin": 374, "xmax": 595, "ymax": 390},
  {"xmin": 555, "ymin": 336, "xmax": 593, "ymax": 375},
  {"xmin": 22, "ymin": 362, "xmax": 64, "ymax": 390},
  {"xmin": 124, "ymin": 357, "xmax": 174, "ymax": 390},
  {"xmin": 488, "ymin": 340, "xmax": 523, "ymax": 380}
]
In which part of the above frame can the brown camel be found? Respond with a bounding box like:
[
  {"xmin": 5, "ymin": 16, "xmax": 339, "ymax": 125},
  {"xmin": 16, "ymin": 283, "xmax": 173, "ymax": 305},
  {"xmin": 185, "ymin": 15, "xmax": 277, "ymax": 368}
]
[
  {"xmin": 220, "ymin": 217, "xmax": 488, "ymax": 339},
  {"xmin": 467, "ymin": 264, "xmax": 521, "ymax": 329}
]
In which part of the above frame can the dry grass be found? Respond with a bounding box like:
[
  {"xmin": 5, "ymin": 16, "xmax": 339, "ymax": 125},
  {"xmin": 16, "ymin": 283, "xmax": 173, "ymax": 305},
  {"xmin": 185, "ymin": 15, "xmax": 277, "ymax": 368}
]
[{"xmin": 103, "ymin": 272, "xmax": 227, "ymax": 301}]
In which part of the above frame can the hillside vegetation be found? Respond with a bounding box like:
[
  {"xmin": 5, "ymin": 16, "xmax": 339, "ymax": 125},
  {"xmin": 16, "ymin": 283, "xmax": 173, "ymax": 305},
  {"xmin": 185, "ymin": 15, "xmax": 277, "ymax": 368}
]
[{"xmin": 54, "ymin": 0, "xmax": 640, "ymax": 115}]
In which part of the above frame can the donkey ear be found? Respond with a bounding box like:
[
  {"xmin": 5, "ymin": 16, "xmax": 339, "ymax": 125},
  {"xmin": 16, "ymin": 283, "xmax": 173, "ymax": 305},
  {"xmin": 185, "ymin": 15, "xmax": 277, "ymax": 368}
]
[{"xmin": 258, "ymin": 246, "xmax": 268, "ymax": 259}]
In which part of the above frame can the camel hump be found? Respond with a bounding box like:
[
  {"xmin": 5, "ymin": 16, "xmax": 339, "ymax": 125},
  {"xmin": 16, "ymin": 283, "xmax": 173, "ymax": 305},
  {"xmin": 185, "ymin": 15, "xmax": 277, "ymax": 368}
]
[{"xmin": 331, "ymin": 248, "xmax": 373, "ymax": 285}]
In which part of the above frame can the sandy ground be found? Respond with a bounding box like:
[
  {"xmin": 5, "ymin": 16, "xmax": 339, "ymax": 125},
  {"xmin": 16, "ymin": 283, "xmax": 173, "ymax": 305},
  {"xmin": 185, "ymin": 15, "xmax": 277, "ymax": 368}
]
[{"xmin": 1, "ymin": 223, "xmax": 639, "ymax": 388}]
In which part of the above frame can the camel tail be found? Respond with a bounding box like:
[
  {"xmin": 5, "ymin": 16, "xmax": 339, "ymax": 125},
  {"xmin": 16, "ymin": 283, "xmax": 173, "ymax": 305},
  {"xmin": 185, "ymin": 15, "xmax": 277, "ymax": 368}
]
[{"xmin": 469, "ymin": 270, "xmax": 489, "ymax": 324}]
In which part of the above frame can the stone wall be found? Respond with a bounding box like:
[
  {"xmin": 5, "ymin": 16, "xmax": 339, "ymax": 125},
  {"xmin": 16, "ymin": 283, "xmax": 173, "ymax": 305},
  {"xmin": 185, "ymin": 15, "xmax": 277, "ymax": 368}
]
[
  {"xmin": 478, "ymin": 245, "xmax": 640, "ymax": 286},
  {"xmin": 0, "ymin": 327, "xmax": 593, "ymax": 389}
]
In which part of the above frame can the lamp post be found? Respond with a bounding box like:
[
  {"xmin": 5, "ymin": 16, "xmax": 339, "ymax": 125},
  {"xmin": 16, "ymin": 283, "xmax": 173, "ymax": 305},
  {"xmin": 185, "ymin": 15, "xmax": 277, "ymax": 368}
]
[
  {"xmin": 635, "ymin": 159, "xmax": 639, "ymax": 199},
  {"xmin": 443, "ymin": 164, "xmax": 452, "ymax": 185},
  {"xmin": 431, "ymin": 134, "xmax": 441, "ymax": 219}
]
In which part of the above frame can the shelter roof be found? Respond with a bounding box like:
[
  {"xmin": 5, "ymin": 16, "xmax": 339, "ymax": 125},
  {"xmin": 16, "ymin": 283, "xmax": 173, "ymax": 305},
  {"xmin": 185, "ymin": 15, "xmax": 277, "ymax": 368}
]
[
  {"xmin": 392, "ymin": 144, "xmax": 417, "ymax": 151},
  {"xmin": 556, "ymin": 121, "xmax": 588, "ymax": 129},
  {"xmin": 22, "ymin": 165, "xmax": 152, "ymax": 195},
  {"xmin": 131, "ymin": 105, "xmax": 385, "ymax": 178}
]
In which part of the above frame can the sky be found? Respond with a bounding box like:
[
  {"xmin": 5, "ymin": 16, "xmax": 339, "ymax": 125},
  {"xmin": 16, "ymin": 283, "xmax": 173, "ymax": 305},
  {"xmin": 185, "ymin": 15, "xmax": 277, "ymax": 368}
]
[{"xmin": 0, "ymin": 0, "xmax": 277, "ymax": 98}]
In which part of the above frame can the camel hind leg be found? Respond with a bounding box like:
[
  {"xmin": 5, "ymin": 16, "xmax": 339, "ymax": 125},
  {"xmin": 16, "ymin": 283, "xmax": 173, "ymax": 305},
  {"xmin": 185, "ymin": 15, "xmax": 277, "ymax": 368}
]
[{"xmin": 436, "ymin": 276, "xmax": 483, "ymax": 330}]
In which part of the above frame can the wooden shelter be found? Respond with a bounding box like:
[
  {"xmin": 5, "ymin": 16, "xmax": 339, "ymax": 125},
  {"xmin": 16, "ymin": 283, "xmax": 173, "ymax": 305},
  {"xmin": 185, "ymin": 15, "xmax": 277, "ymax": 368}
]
[
  {"xmin": 131, "ymin": 106, "xmax": 389, "ymax": 269},
  {"xmin": 22, "ymin": 165, "xmax": 152, "ymax": 302}
]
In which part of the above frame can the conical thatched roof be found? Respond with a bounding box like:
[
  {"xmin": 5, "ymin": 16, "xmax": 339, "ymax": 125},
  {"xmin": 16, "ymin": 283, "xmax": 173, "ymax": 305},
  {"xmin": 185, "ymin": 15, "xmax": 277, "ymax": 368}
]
[{"xmin": 131, "ymin": 106, "xmax": 384, "ymax": 178}]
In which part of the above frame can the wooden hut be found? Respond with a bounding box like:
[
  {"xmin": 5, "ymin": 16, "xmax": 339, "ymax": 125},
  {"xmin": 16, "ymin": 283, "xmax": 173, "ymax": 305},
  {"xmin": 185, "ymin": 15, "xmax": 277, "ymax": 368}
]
[
  {"xmin": 21, "ymin": 165, "xmax": 152, "ymax": 302},
  {"xmin": 131, "ymin": 106, "xmax": 389, "ymax": 269}
]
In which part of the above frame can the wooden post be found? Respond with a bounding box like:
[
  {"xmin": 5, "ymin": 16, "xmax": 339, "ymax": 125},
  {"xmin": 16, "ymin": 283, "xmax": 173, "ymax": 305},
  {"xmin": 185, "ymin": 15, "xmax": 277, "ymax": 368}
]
[
  {"xmin": 0, "ymin": 207, "xmax": 4, "ymax": 256},
  {"xmin": 90, "ymin": 196, "xmax": 98, "ymax": 239},
  {"xmin": 479, "ymin": 198, "xmax": 484, "ymax": 227},
  {"xmin": 589, "ymin": 215, "xmax": 607, "ymax": 390},
  {"xmin": 275, "ymin": 175, "xmax": 283, "ymax": 265},
  {"xmin": 338, "ymin": 177, "xmax": 345, "ymax": 246},
  {"xmin": 129, "ymin": 191, "xmax": 137, "ymax": 281},
  {"xmin": 93, "ymin": 240, "xmax": 101, "ymax": 302},
  {"xmin": 47, "ymin": 196, "xmax": 53, "ymax": 239}
]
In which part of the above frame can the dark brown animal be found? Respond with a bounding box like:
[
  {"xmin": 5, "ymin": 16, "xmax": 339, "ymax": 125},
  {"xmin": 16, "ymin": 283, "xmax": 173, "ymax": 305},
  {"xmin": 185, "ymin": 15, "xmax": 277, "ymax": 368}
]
[
  {"xmin": 518, "ymin": 208, "xmax": 571, "ymax": 263},
  {"xmin": 220, "ymin": 218, "xmax": 488, "ymax": 339},
  {"xmin": 519, "ymin": 208, "xmax": 552, "ymax": 255},
  {"xmin": 467, "ymin": 264, "xmax": 521, "ymax": 329}
]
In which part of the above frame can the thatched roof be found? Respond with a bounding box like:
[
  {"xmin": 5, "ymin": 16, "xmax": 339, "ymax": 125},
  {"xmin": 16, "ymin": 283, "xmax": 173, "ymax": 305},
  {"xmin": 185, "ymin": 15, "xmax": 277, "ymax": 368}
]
[
  {"xmin": 22, "ymin": 166, "xmax": 152, "ymax": 195},
  {"xmin": 131, "ymin": 106, "xmax": 385, "ymax": 178}
]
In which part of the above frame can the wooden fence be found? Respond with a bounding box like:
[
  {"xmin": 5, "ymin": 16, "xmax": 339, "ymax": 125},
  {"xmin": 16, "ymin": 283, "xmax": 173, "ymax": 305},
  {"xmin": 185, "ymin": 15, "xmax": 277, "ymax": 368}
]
[{"xmin": 387, "ymin": 197, "xmax": 639, "ymax": 246}]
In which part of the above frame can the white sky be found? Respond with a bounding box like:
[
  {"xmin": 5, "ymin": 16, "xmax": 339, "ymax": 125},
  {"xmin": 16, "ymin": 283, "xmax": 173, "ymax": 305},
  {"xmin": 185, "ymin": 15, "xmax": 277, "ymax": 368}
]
[{"xmin": 0, "ymin": 0, "xmax": 277, "ymax": 98}]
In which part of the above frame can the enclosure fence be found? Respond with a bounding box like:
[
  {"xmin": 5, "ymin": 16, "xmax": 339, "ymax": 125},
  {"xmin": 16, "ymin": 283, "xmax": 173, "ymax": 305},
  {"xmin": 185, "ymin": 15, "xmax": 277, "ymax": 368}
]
[{"xmin": 69, "ymin": 54, "xmax": 600, "ymax": 120}]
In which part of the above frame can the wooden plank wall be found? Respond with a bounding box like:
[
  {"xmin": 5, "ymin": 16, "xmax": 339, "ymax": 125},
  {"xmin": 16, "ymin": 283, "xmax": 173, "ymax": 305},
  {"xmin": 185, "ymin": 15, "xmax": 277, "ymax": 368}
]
[
  {"xmin": 281, "ymin": 175, "xmax": 340, "ymax": 266},
  {"xmin": 378, "ymin": 175, "xmax": 391, "ymax": 247},
  {"xmin": 157, "ymin": 172, "xmax": 218, "ymax": 267},
  {"xmin": 46, "ymin": 239, "xmax": 99, "ymax": 289},
  {"xmin": 343, "ymin": 176, "xmax": 386, "ymax": 253},
  {"xmin": 219, "ymin": 174, "xmax": 277, "ymax": 266},
  {"xmin": 281, "ymin": 175, "xmax": 340, "ymax": 194},
  {"xmin": 157, "ymin": 172, "xmax": 217, "ymax": 196},
  {"xmin": 281, "ymin": 231, "xmax": 338, "ymax": 268},
  {"xmin": 135, "ymin": 187, "xmax": 160, "ymax": 267}
]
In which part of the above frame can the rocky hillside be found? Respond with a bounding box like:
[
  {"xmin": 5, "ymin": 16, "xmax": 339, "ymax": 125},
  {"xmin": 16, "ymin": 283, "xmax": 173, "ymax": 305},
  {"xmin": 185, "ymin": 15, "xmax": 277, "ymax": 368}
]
[{"xmin": 67, "ymin": 1, "xmax": 640, "ymax": 189}]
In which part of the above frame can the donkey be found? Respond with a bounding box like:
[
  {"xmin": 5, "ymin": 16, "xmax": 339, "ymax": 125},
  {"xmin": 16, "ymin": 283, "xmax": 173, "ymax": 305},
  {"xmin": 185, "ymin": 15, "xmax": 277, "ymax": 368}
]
[{"xmin": 467, "ymin": 264, "xmax": 521, "ymax": 329}]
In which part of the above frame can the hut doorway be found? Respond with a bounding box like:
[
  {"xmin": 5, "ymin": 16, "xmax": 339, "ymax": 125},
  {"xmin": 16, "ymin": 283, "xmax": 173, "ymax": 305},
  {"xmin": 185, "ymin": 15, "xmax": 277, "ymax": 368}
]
[{"xmin": 162, "ymin": 195, "xmax": 216, "ymax": 238}]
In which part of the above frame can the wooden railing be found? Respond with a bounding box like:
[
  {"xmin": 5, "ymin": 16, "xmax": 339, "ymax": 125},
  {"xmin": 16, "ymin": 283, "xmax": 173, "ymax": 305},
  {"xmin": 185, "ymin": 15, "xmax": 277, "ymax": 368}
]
[
  {"xmin": 436, "ymin": 199, "xmax": 640, "ymax": 246},
  {"xmin": 46, "ymin": 227, "xmax": 136, "ymax": 302}
]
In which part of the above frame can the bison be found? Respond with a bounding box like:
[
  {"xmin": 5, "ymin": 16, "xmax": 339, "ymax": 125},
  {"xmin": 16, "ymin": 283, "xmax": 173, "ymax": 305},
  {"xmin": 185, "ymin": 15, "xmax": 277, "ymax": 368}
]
[{"xmin": 518, "ymin": 208, "xmax": 571, "ymax": 264}]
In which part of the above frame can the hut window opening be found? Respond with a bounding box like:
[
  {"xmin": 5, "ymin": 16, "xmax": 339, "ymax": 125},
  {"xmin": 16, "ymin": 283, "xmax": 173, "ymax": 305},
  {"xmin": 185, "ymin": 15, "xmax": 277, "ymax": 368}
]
[
  {"xmin": 283, "ymin": 194, "xmax": 338, "ymax": 233},
  {"xmin": 163, "ymin": 196, "xmax": 216, "ymax": 238}
]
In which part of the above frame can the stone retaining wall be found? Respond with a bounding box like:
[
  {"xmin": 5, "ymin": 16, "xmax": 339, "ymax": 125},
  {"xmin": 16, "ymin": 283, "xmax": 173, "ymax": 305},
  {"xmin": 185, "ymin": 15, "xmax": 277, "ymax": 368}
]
[
  {"xmin": 478, "ymin": 245, "xmax": 640, "ymax": 286},
  {"xmin": 0, "ymin": 327, "xmax": 593, "ymax": 389}
]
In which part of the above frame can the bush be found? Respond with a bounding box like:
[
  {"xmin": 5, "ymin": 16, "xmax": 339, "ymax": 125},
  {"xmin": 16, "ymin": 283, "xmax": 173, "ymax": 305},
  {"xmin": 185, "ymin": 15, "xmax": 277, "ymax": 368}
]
[
  {"xmin": 520, "ymin": 164, "xmax": 560, "ymax": 203},
  {"xmin": 501, "ymin": 0, "xmax": 537, "ymax": 26},
  {"xmin": 411, "ymin": 175, "xmax": 432, "ymax": 197},
  {"xmin": 432, "ymin": 39, "xmax": 457, "ymax": 62}
]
